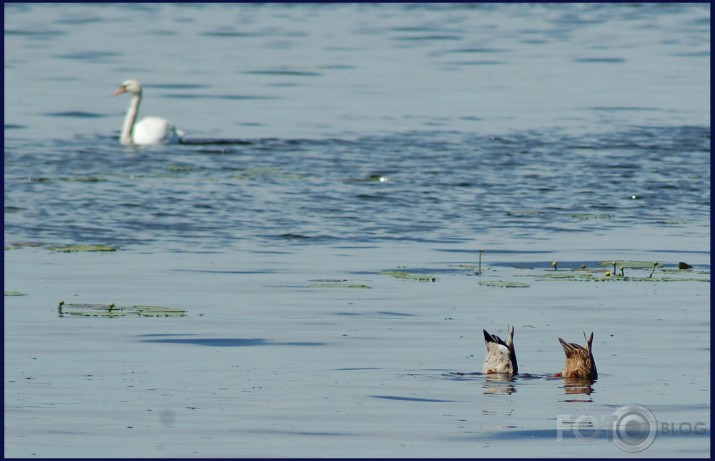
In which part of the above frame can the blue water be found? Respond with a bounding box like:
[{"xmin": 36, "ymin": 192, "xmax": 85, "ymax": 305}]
[
  {"xmin": 4, "ymin": 3, "xmax": 710, "ymax": 458},
  {"xmin": 3, "ymin": 127, "xmax": 711, "ymax": 250}
]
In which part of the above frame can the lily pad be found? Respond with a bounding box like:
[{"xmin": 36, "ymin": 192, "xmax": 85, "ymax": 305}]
[
  {"xmin": 596, "ymin": 276, "xmax": 710, "ymax": 283},
  {"xmin": 526, "ymin": 270, "xmax": 604, "ymax": 281},
  {"xmin": 380, "ymin": 270, "xmax": 437, "ymax": 282},
  {"xmin": 598, "ymin": 260, "xmax": 659, "ymax": 269},
  {"xmin": 48, "ymin": 244, "xmax": 117, "ymax": 253},
  {"xmin": 308, "ymin": 283, "xmax": 372, "ymax": 289},
  {"xmin": 534, "ymin": 272, "xmax": 585, "ymax": 280},
  {"xmin": 131, "ymin": 305, "xmax": 188, "ymax": 316},
  {"xmin": 58, "ymin": 301, "xmax": 186, "ymax": 318},
  {"xmin": 450, "ymin": 264, "xmax": 480, "ymax": 271},
  {"xmin": 525, "ymin": 271, "xmax": 709, "ymax": 283},
  {"xmin": 479, "ymin": 280, "xmax": 530, "ymax": 288}
]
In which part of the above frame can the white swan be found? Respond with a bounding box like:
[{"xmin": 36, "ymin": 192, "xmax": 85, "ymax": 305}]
[{"xmin": 112, "ymin": 79, "xmax": 184, "ymax": 145}]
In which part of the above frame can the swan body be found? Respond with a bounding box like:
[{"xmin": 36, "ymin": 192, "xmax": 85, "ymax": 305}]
[
  {"xmin": 482, "ymin": 326, "xmax": 518, "ymax": 375},
  {"xmin": 113, "ymin": 79, "xmax": 184, "ymax": 145}
]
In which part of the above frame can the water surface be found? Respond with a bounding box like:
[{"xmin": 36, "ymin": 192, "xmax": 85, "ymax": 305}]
[{"xmin": 4, "ymin": 3, "xmax": 710, "ymax": 458}]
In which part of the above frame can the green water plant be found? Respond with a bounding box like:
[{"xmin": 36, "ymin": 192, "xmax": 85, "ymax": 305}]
[
  {"xmin": 48, "ymin": 244, "xmax": 117, "ymax": 253},
  {"xmin": 649, "ymin": 262, "xmax": 659, "ymax": 278},
  {"xmin": 479, "ymin": 280, "xmax": 530, "ymax": 288},
  {"xmin": 308, "ymin": 282, "xmax": 372, "ymax": 289},
  {"xmin": 521, "ymin": 260, "xmax": 708, "ymax": 283},
  {"xmin": 380, "ymin": 270, "xmax": 437, "ymax": 282},
  {"xmin": 598, "ymin": 260, "xmax": 660, "ymax": 269},
  {"xmin": 58, "ymin": 300, "xmax": 186, "ymax": 318}
]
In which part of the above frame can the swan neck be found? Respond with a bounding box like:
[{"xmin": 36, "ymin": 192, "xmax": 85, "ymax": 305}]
[{"xmin": 120, "ymin": 92, "xmax": 142, "ymax": 145}]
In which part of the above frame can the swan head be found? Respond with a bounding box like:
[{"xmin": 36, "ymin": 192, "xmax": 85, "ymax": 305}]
[{"xmin": 113, "ymin": 79, "xmax": 142, "ymax": 97}]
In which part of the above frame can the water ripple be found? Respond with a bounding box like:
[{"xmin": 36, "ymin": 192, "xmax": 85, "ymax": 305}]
[{"xmin": 3, "ymin": 126, "xmax": 709, "ymax": 251}]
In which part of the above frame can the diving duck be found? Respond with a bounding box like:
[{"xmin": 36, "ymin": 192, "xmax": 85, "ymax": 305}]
[
  {"xmin": 482, "ymin": 325, "xmax": 518, "ymax": 375},
  {"xmin": 557, "ymin": 332, "xmax": 598, "ymax": 379}
]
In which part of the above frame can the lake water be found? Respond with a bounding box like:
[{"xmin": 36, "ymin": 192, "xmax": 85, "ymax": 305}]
[{"xmin": 3, "ymin": 3, "xmax": 710, "ymax": 458}]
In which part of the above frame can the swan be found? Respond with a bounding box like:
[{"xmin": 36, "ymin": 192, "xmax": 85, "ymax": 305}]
[{"xmin": 112, "ymin": 79, "xmax": 184, "ymax": 145}]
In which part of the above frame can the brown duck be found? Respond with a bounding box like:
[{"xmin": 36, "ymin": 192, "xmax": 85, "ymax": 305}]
[{"xmin": 557, "ymin": 332, "xmax": 597, "ymax": 380}]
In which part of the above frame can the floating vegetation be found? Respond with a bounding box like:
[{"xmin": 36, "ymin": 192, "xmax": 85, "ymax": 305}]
[
  {"xmin": 229, "ymin": 166, "xmax": 301, "ymax": 181},
  {"xmin": 164, "ymin": 165, "xmax": 196, "ymax": 173},
  {"xmin": 659, "ymin": 220, "xmax": 691, "ymax": 225},
  {"xmin": 308, "ymin": 279, "xmax": 371, "ymax": 289},
  {"xmin": 380, "ymin": 270, "xmax": 437, "ymax": 282},
  {"xmin": 308, "ymin": 282, "xmax": 372, "ymax": 289},
  {"xmin": 599, "ymin": 276, "xmax": 707, "ymax": 283},
  {"xmin": 479, "ymin": 280, "xmax": 530, "ymax": 288},
  {"xmin": 450, "ymin": 264, "xmax": 479, "ymax": 271},
  {"xmin": 648, "ymin": 262, "xmax": 659, "ymax": 278},
  {"xmin": 5, "ymin": 241, "xmax": 43, "ymax": 250},
  {"xmin": 598, "ymin": 260, "xmax": 660, "ymax": 269},
  {"xmin": 4, "ymin": 290, "xmax": 27, "ymax": 296},
  {"xmin": 597, "ymin": 260, "xmax": 663, "ymax": 278},
  {"xmin": 58, "ymin": 301, "xmax": 187, "ymax": 318},
  {"xmin": 533, "ymin": 272, "xmax": 590, "ymax": 280},
  {"xmin": 5, "ymin": 242, "xmax": 118, "ymax": 253},
  {"xmin": 522, "ymin": 265, "xmax": 709, "ymax": 283},
  {"xmin": 48, "ymin": 244, "xmax": 117, "ymax": 253}
]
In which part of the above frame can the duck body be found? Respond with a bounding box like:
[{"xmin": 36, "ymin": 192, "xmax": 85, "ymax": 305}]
[
  {"xmin": 558, "ymin": 332, "xmax": 597, "ymax": 379},
  {"xmin": 482, "ymin": 325, "xmax": 518, "ymax": 375}
]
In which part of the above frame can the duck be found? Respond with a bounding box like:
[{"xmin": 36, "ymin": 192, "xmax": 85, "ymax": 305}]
[
  {"xmin": 557, "ymin": 332, "xmax": 598, "ymax": 379},
  {"xmin": 482, "ymin": 325, "xmax": 518, "ymax": 375},
  {"xmin": 113, "ymin": 79, "xmax": 184, "ymax": 145}
]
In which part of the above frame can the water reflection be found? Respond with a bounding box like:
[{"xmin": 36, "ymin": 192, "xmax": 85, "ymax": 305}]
[
  {"xmin": 562, "ymin": 377, "xmax": 596, "ymax": 397},
  {"xmin": 483, "ymin": 373, "xmax": 517, "ymax": 395}
]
